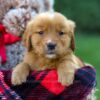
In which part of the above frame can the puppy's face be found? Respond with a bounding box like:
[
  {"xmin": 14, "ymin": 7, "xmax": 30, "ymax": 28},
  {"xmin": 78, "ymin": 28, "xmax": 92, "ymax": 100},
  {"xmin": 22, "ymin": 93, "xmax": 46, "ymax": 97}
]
[{"xmin": 23, "ymin": 12, "xmax": 75, "ymax": 59}]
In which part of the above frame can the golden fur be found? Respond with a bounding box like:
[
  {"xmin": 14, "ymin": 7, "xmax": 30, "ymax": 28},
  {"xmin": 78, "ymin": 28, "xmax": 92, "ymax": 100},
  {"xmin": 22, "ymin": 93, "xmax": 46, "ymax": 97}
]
[{"xmin": 12, "ymin": 12, "xmax": 84, "ymax": 86}]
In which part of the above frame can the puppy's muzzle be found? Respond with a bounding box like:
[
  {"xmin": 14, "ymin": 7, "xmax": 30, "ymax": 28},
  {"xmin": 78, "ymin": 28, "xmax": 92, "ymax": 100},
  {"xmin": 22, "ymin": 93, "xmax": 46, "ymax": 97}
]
[{"xmin": 47, "ymin": 42, "xmax": 56, "ymax": 51}]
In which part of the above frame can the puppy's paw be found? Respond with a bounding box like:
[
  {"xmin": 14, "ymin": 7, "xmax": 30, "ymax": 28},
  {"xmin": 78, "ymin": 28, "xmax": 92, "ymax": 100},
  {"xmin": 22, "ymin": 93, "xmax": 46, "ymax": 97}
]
[
  {"xmin": 11, "ymin": 70, "xmax": 28, "ymax": 85},
  {"xmin": 58, "ymin": 72, "xmax": 74, "ymax": 86}
]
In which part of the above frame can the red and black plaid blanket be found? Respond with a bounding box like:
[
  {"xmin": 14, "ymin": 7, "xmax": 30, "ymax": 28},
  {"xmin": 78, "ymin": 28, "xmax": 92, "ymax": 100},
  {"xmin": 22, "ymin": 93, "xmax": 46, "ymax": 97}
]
[{"xmin": 0, "ymin": 66, "xmax": 96, "ymax": 100}]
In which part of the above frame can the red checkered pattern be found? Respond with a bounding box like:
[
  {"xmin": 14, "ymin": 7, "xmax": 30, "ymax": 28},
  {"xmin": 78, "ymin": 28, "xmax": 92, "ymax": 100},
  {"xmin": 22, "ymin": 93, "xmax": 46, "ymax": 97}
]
[{"xmin": 0, "ymin": 66, "xmax": 96, "ymax": 100}]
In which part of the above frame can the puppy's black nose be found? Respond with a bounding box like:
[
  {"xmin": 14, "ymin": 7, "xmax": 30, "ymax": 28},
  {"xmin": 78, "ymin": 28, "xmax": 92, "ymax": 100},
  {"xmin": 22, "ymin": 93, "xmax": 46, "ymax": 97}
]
[{"xmin": 47, "ymin": 43, "xmax": 56, "ymax": 50}]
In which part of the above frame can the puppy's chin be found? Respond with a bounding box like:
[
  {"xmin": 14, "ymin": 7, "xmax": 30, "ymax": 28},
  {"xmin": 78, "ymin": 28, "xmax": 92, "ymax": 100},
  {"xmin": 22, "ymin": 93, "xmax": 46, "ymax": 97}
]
[{"xmin": 45, "ymin": 54, "xmax": 56, "ymax": 59}]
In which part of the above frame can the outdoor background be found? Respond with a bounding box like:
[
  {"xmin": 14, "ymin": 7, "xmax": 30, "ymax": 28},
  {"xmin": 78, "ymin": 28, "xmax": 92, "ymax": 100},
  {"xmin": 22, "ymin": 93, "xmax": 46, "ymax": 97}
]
[{"xmin": 55, "ymin": 0, "xmax": 100, "ymax": 99}]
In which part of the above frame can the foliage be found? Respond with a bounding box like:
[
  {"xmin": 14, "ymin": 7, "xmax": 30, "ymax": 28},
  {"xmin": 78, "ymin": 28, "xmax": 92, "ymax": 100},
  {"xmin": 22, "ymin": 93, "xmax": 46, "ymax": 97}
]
[
  {"xmin": 75, "ymin": 33, "xmax": 100, "ymax": 99},
  {"xmin": 55, "ymin": 0, "xmax": 100, "ymax": 32}
]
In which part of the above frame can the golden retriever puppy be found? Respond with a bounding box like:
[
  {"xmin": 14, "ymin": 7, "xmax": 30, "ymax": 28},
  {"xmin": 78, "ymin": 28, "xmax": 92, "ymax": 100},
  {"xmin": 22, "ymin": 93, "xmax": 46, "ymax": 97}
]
[{"xmin": 11, "ymin": 12, "xmax": 84, "ymax": 86}]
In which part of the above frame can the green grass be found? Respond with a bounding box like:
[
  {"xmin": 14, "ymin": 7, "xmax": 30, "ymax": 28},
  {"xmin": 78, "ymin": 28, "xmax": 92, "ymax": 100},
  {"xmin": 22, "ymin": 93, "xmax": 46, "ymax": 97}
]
[{"xmin": 75, "ymin": 33, "xmax": 100, "ymax": 99}]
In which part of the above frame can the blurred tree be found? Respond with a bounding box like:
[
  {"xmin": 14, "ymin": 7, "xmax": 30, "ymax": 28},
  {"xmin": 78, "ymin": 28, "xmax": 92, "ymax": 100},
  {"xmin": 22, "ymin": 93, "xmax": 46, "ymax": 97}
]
[{"xmin": 55, "ymin": 0, "xmax": 100, "ymax": 33}]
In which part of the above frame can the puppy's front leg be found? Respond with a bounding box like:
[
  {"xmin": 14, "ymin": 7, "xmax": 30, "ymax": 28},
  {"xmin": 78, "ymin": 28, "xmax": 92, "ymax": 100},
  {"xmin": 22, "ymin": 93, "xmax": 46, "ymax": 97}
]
[
  {"xmin": 57, "ymin": 61, "xmax": 78, "ymax": 86},
  {"xmin": 12, "ymin": 63, "xmax": 30, "ymax": 85}
]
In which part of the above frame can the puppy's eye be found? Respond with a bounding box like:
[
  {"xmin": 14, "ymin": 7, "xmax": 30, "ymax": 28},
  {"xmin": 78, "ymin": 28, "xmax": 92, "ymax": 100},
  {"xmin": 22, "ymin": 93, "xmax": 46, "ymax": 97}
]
[
  {"xmin": 38, "ymin": 31, "xmax": 44, "ymax": 35},
  {"xmin": 59, "ymin": 31, "xmax": 64, "ymax": 36}
]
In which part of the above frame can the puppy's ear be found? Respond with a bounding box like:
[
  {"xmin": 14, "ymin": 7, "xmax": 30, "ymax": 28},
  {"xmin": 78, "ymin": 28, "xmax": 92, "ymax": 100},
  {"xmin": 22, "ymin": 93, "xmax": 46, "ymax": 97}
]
[
  {"xmin": 70, "ymin": 35, "xmax": 75, "ymax": 51},
  {"xmin": 23, "ymin": 23, "xmax": 32, "ymax": 51},
  {"xmin": 67, "ymin": 20, "xmax": 76, "ymax": 51}
]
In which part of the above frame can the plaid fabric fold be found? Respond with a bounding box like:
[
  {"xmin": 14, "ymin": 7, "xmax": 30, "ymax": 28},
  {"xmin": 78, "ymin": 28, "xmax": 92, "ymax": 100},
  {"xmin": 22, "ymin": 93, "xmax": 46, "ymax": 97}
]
[{"xmin": 0, "ymin": 66, "xmax": 96, "ymax": 100}]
